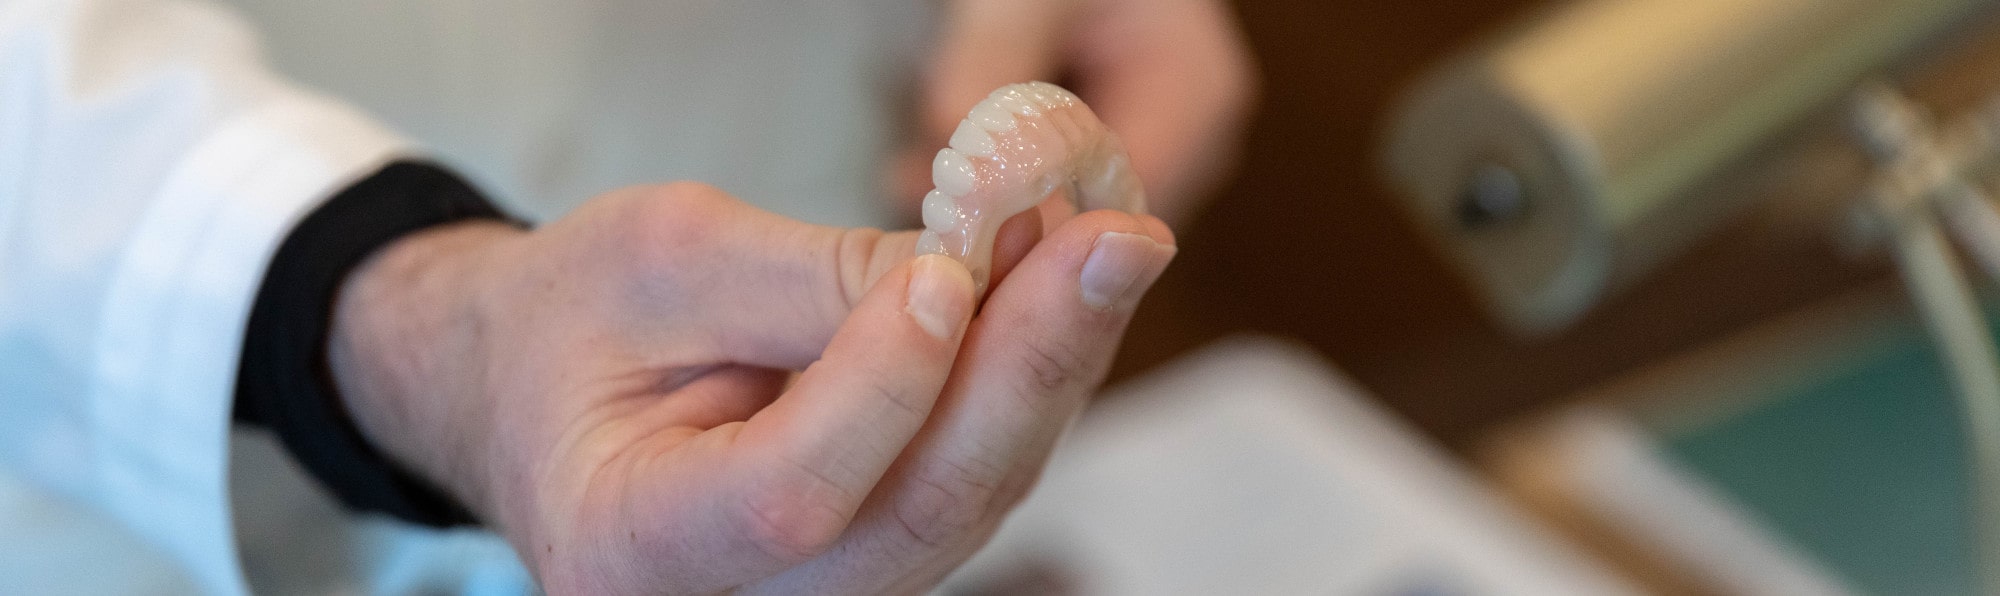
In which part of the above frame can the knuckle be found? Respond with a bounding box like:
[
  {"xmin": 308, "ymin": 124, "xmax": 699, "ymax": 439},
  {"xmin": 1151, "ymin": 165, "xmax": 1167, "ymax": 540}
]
[
  {"xmin": 893, "ymin": 464, "xmax": 996, "ymax": 550},
  {"xmin": 734, "ymin": 474, "xmax": 851, "ymax": 564},
  {"xmin": 1013, "ymin": 340, "xmax": 1093, "ymax": 401},
  {"xmin": 868, "ymin": 378, "xmax": 929, "ymax": 424},
  {"xmin": 990, "ymin": 468, "xmax": 1044, "ymax": 515},
  {"xmin": 620, "ymin": 181, "xmax": 734, "ymax": 261},
  {"xmin": 648, "ymin": 180, "xmax": 732, "ymax": 209}
]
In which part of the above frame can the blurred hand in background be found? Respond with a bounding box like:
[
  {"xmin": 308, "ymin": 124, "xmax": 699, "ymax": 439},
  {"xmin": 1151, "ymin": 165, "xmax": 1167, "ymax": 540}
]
[{"xmin": 890, "ymin": 0, "xmax": 1258, "ymax": 228}]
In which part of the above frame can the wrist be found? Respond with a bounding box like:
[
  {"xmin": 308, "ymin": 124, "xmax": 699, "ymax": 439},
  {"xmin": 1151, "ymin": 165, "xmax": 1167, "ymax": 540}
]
[{"xmin": 327, "ymin": 220, "xmax": 525, "ymax": 524}]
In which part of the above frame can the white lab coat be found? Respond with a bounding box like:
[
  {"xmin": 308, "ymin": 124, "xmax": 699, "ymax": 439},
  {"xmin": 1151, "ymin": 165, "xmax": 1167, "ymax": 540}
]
[
  {"xmin": 219, "ymin": 0, "xmax": 931, "ymax": 227},
  {"xmin": 0, "ymin": 0, "xmax": 924, "ymax": 593}
]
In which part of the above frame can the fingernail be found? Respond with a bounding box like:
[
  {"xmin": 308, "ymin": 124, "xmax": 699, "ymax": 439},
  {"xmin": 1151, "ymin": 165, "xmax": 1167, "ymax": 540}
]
[
  {"xmin": 907, "ymin": 254, "xmax": 974, "ymax": 339},
  {"xmin": 1080, "ymin": 232, "xmax": 1170, "ymax": 311}
]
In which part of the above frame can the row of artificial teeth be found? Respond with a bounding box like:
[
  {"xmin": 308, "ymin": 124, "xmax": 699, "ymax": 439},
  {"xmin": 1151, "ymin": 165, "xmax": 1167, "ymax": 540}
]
[{"xmin": 924, "ymin": 82, "xmax": 1082, "ymax": 232}]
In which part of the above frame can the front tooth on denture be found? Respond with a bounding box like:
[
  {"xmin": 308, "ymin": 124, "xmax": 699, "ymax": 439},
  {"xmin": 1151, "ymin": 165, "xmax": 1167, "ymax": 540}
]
[
  {"xmin": 968, "ymin": 100, "xmax": 1016, "ymax": 132},
  {"xmin": 922, "ymin": 189, "xmax": 960, "ymax": 229},
  {"xmin": 1021, "ymin": 83, "xmax": 1049, "ymax": 103},
  {"xmin": 932, "ymin": 148, "xmax": 977, "ymax": 197},
  {"xmin": 949, "ymin": 120, "xmax": 995, "ymax": 157},
  {"xmin": 1025, "ymin": 82, "xmax": 1066, "ymax": 106},
  {"xmin": 993, "ymin": 88, "xmax": 1041, "ymax": 116}
]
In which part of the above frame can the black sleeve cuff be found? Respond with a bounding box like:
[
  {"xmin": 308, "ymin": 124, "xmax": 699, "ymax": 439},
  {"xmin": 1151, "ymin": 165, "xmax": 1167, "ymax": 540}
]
[{"xmin": 234, "ymin": 160, "xmax": 520, "ymax": 528}]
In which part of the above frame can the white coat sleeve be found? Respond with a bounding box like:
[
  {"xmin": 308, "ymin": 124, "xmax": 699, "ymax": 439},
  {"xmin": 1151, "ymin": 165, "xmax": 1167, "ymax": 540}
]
[{"xmin": 0, "ymin": 0, "xmax": 408, "ymax": 592}]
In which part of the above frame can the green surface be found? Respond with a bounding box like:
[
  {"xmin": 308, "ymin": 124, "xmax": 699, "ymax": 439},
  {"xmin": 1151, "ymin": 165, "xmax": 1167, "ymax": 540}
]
[{"xmin": 1662, "ymin": 328, "xmax": 1977, "ymax": 594}]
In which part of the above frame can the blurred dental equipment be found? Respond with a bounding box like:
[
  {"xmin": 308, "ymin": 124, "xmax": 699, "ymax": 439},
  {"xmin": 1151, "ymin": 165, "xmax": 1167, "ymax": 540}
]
[
  {"xmin": 1848, "ymin": 82, "xmax": 2000, "ymax": 596},
  {"xmin": 1383, "ymin": 0, "xmax": 1988, "ymax": 335},
  {"xmin": 1386, "ymin": 0, "xmax": 2000, "ymax": 591}
]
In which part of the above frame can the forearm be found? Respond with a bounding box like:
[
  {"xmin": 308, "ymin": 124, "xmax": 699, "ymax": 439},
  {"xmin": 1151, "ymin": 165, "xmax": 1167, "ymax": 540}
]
[
  {"xmin": 235, "ymin": 160, "xmax": 528, "ymax": 531},
  {"xmin": 327, "ymin": 220, "xmax": 526, "ymax": 524}
]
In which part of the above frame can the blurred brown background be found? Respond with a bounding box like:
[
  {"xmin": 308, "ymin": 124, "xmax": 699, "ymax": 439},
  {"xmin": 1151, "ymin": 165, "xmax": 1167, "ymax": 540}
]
[{"xmin": 1111, "ymin": 0, "xmax": 1894, "ymax": 450}]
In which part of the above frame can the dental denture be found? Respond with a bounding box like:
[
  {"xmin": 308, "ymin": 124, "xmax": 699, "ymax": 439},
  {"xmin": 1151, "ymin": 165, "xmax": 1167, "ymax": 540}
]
[{"xmin": 917, "ymin": 81, "xmax": 1148, "ymax": 294}]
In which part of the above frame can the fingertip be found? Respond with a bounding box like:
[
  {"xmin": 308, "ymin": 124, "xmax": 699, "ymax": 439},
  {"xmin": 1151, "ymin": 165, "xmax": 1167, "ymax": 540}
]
[
  {"xmin": 906, "ymin": 254, "xmax": 976, "ymax": 340},
  {"xmin": 1139, "ymin": 214, "xmax": 1176, "ymax": 248}
]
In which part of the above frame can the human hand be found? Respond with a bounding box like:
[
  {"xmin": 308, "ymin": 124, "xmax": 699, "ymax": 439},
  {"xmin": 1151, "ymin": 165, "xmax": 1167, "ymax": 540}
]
[
  {"xmin": 325, "ymin": 182, "xmax": 1175, "ymax": 594},
  {"xmin": 891, "ymin": 0, "xmax": 1256, "ymax": 227}
]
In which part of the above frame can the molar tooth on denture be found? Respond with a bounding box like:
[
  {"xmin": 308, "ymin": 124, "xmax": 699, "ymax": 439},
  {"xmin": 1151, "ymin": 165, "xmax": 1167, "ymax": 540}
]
[
  {"xmin": 915, "ymin": 81, "xmax": 1149, "ymax": 296},
  {"xmin": 917, "ymin": 229, "xmax": 945, "ymax": 256}
]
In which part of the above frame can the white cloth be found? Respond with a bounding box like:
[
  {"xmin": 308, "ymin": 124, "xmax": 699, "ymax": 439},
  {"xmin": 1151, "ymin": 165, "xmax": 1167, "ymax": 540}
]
[
  {"xmin": 942, "ymin": 337, "xmax": 1636, "ymax": 595},
  {"xmin": 0, "ymin": 0, "xmax": 410, "ymax": 591},
  {"xmin": 218, "ymin": 0, "xmax": 933, "ymax": 226}
]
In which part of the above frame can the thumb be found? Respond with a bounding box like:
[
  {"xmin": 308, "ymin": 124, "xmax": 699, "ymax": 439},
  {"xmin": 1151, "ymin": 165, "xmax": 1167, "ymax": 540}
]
[
  {"xmin": 645, "ymin": 184, "xmax": 1039, "ymax": 371},
  {"xmin": 654, "ymin": 187, "xmax": 919, "ymax": 369}
]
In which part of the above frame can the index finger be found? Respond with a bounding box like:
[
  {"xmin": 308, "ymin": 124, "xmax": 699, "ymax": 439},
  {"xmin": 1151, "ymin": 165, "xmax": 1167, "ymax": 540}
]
[{"xmin": 746, "ymin": 210, "xmax": 1176, "ymax": 592}]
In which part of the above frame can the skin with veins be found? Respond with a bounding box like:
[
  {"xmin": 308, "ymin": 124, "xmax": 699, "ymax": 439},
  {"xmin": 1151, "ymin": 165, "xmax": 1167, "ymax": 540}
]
[{"xmin": 918, "ymin": 81, "xmax": 1148, "ymax": 293}]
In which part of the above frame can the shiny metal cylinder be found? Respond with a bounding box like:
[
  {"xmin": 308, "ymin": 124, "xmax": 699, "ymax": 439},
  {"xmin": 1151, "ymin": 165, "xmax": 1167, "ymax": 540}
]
[{"xmin": 1384, "ymin": 0, "xmax": 1987, "ymax": 334}]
